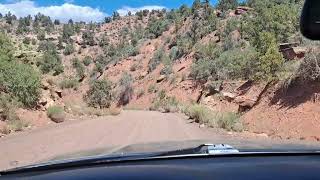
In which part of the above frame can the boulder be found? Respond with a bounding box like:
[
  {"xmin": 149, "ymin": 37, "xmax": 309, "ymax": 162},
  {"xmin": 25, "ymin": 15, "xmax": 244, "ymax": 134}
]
[
  {"xmin": 235, "ymin": 96, "xmax": 256, "ymax": 107},
  {"xmin": 235, "ymin": 82, "xmax": 269, "ymax": 112},
  {"xmin": 156, "ymin": 75, "xmax": 166, "ymax": 83},
  {"xmin": 49, "ymin": 113, "xmax": 65, "ymax": 123},
  {"xmin": 54, "ymin": 88, "xmax": 63, "ymax": 98},
  {"xmin": 137, "ymin": 71, "xmax": 148, "ymax": 80},
  {"xmin": 235, "ymin": 96, "xmax": 257, "ymax": 112},
  {"xmin": 222, "ymin": 91, "xmax": 237, "ymax": 102},
  {"xmin": 41, "ymin": 80, "xmax": 50, "ymax": 90},
  {"xmin": 39, "ymin": 90, "xmax": 55, "ymax": 110}
]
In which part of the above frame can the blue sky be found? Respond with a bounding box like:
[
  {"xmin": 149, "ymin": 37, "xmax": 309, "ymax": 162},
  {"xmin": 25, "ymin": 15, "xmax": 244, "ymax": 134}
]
[
  {"xmin": 30, "ymin": 0, "xmax": 201, "ymax": 14},
  {"xmin": 0, "ymin": 0, "xmax": 219, "ymax": 22}
]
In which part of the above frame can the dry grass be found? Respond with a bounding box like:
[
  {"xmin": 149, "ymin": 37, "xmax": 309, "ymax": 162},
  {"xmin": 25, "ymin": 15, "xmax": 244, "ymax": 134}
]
[
  {"xmin": 123, "ymin": 106, "xmax": 146, "ymax": 111},
  {"xmin": 8, "ymin": 120, "xmax": 29, "ymax": 132},
  {"xmin": 47, "ymin": 106, "xmax": 65, "ymax": 123},
  {"xmin": 0, "ymin": 124, "xmax": 11, "ymax": 135},
  {"xmin": 182, "ymin": 104, "xmax": 243, "ymax": 132},
  {"xmin": 109, "ymin": 107, "xmax": 121, "ymax": 116},
  {"xmin": 66, "ymin": 103, "xmax": 121, "ymax": 117}
]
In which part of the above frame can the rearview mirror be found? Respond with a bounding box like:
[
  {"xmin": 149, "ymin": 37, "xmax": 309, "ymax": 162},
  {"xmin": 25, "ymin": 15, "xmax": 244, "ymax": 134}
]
[{"xmin": 300, "ymin": 0, "xmax": 320, "ymax": 40}]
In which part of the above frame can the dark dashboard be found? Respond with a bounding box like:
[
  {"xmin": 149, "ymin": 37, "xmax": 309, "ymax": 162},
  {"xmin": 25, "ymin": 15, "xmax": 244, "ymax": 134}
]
[{"xmin": 2, "ymin": 153, "xmax": 320, "ymax": 180}]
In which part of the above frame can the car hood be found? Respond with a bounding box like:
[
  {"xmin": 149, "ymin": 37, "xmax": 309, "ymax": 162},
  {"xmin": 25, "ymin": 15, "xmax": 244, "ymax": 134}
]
[{"xmin": 48, "ymin": 139, "xmax": 320, "ymax": 162}]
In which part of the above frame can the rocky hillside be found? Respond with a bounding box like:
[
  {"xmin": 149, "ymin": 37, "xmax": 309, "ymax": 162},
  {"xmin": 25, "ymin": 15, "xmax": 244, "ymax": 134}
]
[{"xmin": 0, "ymin": 0, "xmax": 319, "ymax": 141}]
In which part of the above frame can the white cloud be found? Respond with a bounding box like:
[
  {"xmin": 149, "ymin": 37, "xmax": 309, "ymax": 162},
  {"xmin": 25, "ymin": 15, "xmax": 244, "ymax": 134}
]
[
  {"xmin": 0, "ymin": 0, "xmax": 107, "ymax": 22},
  {"xmin": 117, "ymin": 5, "xmax": 166, "ymax": 16}
]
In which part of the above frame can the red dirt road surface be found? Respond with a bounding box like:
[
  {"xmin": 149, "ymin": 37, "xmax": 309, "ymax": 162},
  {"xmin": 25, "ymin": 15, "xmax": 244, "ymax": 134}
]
[{"xmin": 0, "ymin": 111, "xmax": 318, "ymax": 171}]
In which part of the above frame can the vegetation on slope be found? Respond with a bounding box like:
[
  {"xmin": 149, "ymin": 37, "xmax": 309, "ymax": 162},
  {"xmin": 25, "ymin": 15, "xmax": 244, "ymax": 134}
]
[{"xmin": 0, "ymin": 0, "xmax": 317, "ymax": 134}]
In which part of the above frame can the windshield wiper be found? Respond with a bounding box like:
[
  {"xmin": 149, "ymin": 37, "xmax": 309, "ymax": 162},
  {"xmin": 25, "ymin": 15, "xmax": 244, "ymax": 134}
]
[{"xmin": 157, "ymin": 144, "xmax": 239, "ymax": 156}]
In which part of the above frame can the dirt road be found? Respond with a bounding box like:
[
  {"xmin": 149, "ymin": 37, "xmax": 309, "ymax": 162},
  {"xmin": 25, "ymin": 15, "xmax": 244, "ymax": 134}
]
[{"xmin": 0, "ymin": 110, "xmax": 317, "ymax": 171}]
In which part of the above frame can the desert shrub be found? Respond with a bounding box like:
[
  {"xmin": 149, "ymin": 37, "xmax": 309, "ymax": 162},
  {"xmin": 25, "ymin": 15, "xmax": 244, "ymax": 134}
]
[
  {"xmin": 4, "ymin": 12, "xmax": 16, "ymax": 25},
  {"xmin": 62, "ymin": 24, "xmax": 74, "ymax": 43},
  {"xmin": 84, "ymin": 79, "xmax": 113, "ymax": 108},
  {"xmin": 47, "ymin": 105, "xmax": 65, "ymax": 123},
  {"xmin": 8, "ymin": 119, "xmax": 29, "ymax": 132},
  {"xmin": 294, "ymin": 49, "xmax": 320, "ymax": 82},
  {"xmin": 83, "ymin": 56, "xmax": 92, "ymax": 66},
  {"xmin": 150, "ymin": 90, "xmax": 179, "ymax": 113},
  {"xmin": 37, "ymin": 30, "xmax": 45, "ymax": 41},
  {"xmin": 57, "ymin": 36, "xmax": 64, "ymax": 50},
  {"xmin": 59, "ymin": 78, "xmax": 79, "ymax": 89},
  {"xmin": 148, "ymin": 84, "xmax": 157, "ymax": 93},
  {"xmin": 120, "ymin": 44, "xmax": 139, "ymax": 57},
  {"xmin": 160, "ymin": 65, "xmax": 173, "ymax": 76},
  {"xmin": 130, "ymin": 25, "xmax": 145, "ymax": 46},
  {"xmin": 66, "ymin": 103, "xmax": 121, "ymax": 117},
  {"xmin": 189, "ymin": 7, "xmax": 218, "ymax": 44},
  {"xmin": 195, "ymin": 42, "xmax": 222, "ymax": 60},
  {"xmin": 241, "ymin": 1, "xmax": 300, "ymax": 44},
  {"xmin": 23, "ymin": 37, "xmax": 31, "ymax": 45},
  {"xmin": 146, "ymin": 16, "xmax": 170, "ymax": 39},
  {"xmin": 31, "ymin": 38, "xmax": 37, "ymax": 45},
  {"xmin": 191, "ymin": 0, "xmax": 202, "ymax": 12},
  {"xmin": 216, "ymin": 112, "xmax": 243, "ymax": 132},
  {"xmin": 99, "ymin": 34, "xmax": 110, "ymax": 47},
  {"xmin": 148, "ymin": 47, "xmax": 165, "ymax": 72},
  {"xmin": 142, "ymin": 9, "xmax": 150, "ymax": 16},
  {"xmin": 215, "ymin": 47, "xmax": 258, "ymax": 80},
  {"xmin": 82, "ymin": 30, "xmax": 95, "ymax": 46},
  {"xmin": 0, "ymin": 32, "xmax": 14, "ymax": 61},
  {"xmin": 91, "ymin": 63, "xmax": 104, "ymax": 77},
  {"xmin": 160, "ymin": 55, "xmax": 172, "ymax": 76},
  {"xmin": 217, "ymin": 0, "xmax": 238, "ymax": 11},
  {"xmin": 183, "ymin": 104, "xmax": 242, "ymax": 131},
  {"xmin": 38, "ymin": 51, "xmax": 64, "ymax": 75},
  {"xmin": 0, "ymin": 94, "xmax": 19, "ymax": 121},
  {"xmin": 0, "ymin": 124, "xmax": 10, "ymax": 134},
  {"xmin": 175, "ymin": 35, "xmax": 193, "ymax": 58},
  {"xmin": 255, "ymin": 45, "xmax": 284, "ymax": 81},
  {"xmin": 191, "ymin": 32, "xmax": 283, "ymax": 82},
  {"xmin": 252, "ymin": 32, "xmax": 284, "ymax": 80},
  {"xmin": 130, "ymin": 63, "xmax": 138, "ymax": 72},
  {"xmin": 38, "ymin": 40, "xmax": 56, "ymax": 52},
  {"xmin": 118, "ymin": 72, "xmax": 134, "ymax": 106},
  {"xmin": 104, "ymin": 17, "xmax": 112, "ymax": 23},
  {"xmin": 112, "ymin": 11, "xmax": 120, "ymax": 21},
  {"xmin": 136, "ymin": 11, "xmax": 143, "ymax": 20},
  {"xmin": 63, "ymin": 43, "xmax": 74, "ymax": 55},
  {"xmin": 74, "ymin": 23, "xmax": 81, "ymax": 34},
  {"xmin": 190, "ymin": 58, "xmax": 215, "ymax": 81},
  {"xmin": 0, "ymin": 61, "xmax": 41, "ymax": 107},
  {"xmin": 72, "ymin": 58, "xmax": 86, "ymax": 80},
  {"xmin": 169, "ymin": 46, "xmax": 179, "ymax": 60},
  {"xmin": 0, "ymin": 33, "xmax": 41, "ymax": 107},
  {"xmin": 168, "ymin": 74, "xmax": 177, "ymax": 85},
  {"xmin": 54, "ymin": 19, "xmax": 60, "ymax": 25},
  {"xmin": 136, "ymin": 89, "xmax": 145, "ymax": 99},
  {"xmin": 94, "ymin": 54, "xmax": 109, "ymax": 69},
  {"xmin": 191, "ymin": 45, "xmax": 259, "ymax": 81},
  {"xmin": 103, "ymin": 42, "xmax": 138, "ymax": 65},
  {"xmin": 184, "ymin": 104, "xmax": 215, "ymax": 124}
]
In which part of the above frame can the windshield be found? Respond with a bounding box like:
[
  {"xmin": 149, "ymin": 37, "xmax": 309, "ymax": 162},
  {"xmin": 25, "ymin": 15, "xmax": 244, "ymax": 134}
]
[{"xmin": 0, "ymin": 0, "xmax": 319, "ymax": 171}]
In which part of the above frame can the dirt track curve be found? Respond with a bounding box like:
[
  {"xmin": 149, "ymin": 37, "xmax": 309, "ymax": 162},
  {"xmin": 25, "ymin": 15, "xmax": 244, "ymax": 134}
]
[{"xmin": 0, "ymin": 110, "xmax": 317, "ymax": 171}]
